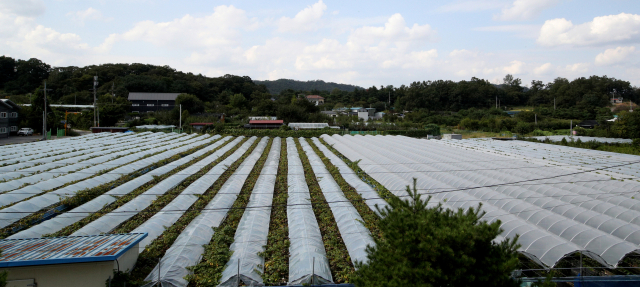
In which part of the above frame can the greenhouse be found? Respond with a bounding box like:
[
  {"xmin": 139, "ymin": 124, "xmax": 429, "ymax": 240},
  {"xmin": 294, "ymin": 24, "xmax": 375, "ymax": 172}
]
[{"xmin": 1, "ymin": 132, "xmax": 640, "ymax": 286}]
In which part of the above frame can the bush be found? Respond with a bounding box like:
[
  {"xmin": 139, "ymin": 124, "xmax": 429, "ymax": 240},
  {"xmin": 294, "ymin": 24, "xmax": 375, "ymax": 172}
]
[
  {"xmin": 352, "ymin": 180, "xmax": 520, "ymax": 287},
  {"xmin": 514, "ymin": 122, "xmax": 533, "ymax": 135}
]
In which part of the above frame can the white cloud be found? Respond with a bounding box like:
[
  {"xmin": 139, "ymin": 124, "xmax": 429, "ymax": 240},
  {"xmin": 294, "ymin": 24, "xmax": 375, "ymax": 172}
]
[
  {"xmin": 495, "ymin": 0, "xmax": 559, "ymax": 21},
  {"xmin": 348, "ymin": 13, "xmax": 436, "ymax": 49},
  {"xmin": 66, "ymin": 8, "xmax": 111, "ymax": 26},
  {"xmin": 0, "ymin": 0, "xmax": 45, "ymax": 17},
  {"xmin": 565, "ymin": 63, "xmax": 589, "ymax": 73},
  {"xmin": 277, "ymin": 0, "xmax": 326, "ymax": 33},
  {"xmin": 503, "ymin": 60, "xmax": 525, "ymax": 74},
  {"xmin": 533, "ymin": 63, "xmax": 552, "ymax": 75},
  {"xmin": 595, "ymin": 46, "xmax": 636, "ymax": 66},
  {"xmin": 538, "ymin": 13, "xmax": 640, "ymax": 46},
  {"xmin": 438, "ymin": 0, "xmax": 507, "ymax": 13},
  {"xmin": 107, "ymin": 5, "xmax": 254, "ymax": 52}
]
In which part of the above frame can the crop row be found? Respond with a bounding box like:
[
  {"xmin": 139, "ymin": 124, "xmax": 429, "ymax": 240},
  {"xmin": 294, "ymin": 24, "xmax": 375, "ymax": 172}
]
[
  {"xmin": 124, "ymin": 137, "xmax": 260, "ymax": 285},
  {"xmin": 48, "ymin": 136, "xmax": 229, "ymax": 237},
  {"xmin": 305, "ymin": 138, "xmax": 382, "ymax": 240},
  {"xmin": 261, "ymin": 139, "xmax": 290, "ymax": 286},
  {"xmin": 187, "ymin": 138, "xmax": 275, "ymax": 285},
  {"xmin": 293, "ymin": 138, "xmax": 354, "ymax": 283},
  {"xmin": 318, "ymin": 137, "xmax": 396, "ymax": 201},
  {"xmin": 0, "ymin": 137, "xmax": 205, "ymax": 239}
]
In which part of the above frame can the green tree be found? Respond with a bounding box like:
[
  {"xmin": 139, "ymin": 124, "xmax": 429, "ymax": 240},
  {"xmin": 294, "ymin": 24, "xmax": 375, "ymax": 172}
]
[
  {"xmin": 352, "ymin": 179, "xmax": 520, "ymax": 287},
  {"xmin": 97, "ymin": 94, "xmax": 130, "ymax": 127},
  {"xmin": 175, "ymin": 93, "xmax": 204, "ymax": 114}
]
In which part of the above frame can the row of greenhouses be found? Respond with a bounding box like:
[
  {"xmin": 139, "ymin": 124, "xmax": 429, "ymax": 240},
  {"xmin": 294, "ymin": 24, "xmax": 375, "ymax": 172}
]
[{"xmin": 2, "ymin": 132, "xmax": 640, "ymax": 286}]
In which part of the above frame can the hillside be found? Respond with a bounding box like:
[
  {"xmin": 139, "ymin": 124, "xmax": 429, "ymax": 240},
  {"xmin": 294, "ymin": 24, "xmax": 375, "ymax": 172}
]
[{"xmin": 253, "ymin": 79, "xmax": 362, "ymax": 94}]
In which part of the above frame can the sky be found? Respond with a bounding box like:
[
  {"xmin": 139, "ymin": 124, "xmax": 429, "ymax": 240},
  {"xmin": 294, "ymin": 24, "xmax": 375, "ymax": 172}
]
[{"xmin": 1, "ymin": 0, "xmax": 639, "ymax": 88}]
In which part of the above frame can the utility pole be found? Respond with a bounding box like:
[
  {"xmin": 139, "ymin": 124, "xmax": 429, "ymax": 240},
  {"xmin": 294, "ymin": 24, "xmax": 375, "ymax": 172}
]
[
  {"xmin": 495, "ymin": 96, "xmax": 498, "ymax": 109},
  {"xmin": 111, "ymin": 82, "xmax": 115, "ymax": 103},
  {"xmin": 42, "ymin": 81, "xmax": 52, "ymax": 140},
  {"xmin": 554, "ymin": 98, "xmax": 556, "ymax": 110},
  {"xmin": 388, "ymin": 91, "xmax": 390, "ymax": 105},
  {"xmin": 93, "ymin": 75, "xmax": 98, "ymax": 127},
  {"xmin": 179, "ymin": 104, "xmax": 182, "ymax": 132}
]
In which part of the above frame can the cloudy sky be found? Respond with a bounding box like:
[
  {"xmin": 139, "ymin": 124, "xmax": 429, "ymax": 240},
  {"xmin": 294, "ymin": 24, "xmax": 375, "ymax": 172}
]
[{"xmin": 1, "ymin": 0, "xmax": 639, "ymax": 87}]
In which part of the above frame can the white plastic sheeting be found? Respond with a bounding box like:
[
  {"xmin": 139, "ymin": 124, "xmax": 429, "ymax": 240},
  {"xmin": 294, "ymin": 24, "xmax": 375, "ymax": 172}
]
[
  {"xmin": 0, "ymin": 132, "xmax": 139, "ymax": 166},
  {"xmin": 143, "ymin": 137, "xmax": 267, "ymax": 287},
  {"xmin": 70, "ymin": 136, "xmax": 239, "ymax": 236},
  {"xmin": 0, "ymin": 132, "xmax": 120, "ymax": 160},
  {"xmin": 321, "ymin": 135, "xmax": 609, "ymax": 268},
  {"xmin": 132, "ymin": 136, "xmax": 252, "ymax": 253},
  {"xmin": 0, "ymin": 132, "xmax": 162, "ymax": 181},
  {"xmin": 218, "ymin": 137, "xmax": 281, "ymax": 287},
  {"xmin": 311, "ymin": 137, "xmax": 388, "ymax": 216},
  {"xmin": 0, "ymin": 133, "xmax": 184, "ymax": 203},
  {"xmin": 299, "ymin": 138, "xmax": 374, "ymax": 266},
  {"xmin": 286, "ymin": 137, "xmax": 332, "ymax": 285},
  {"xmin": 9, "ymin": 135, "xmax": 225, "ymax": 239},
  {"xmin": 0, "ymin": 134, "xmax": 206, "ymax": 229}
]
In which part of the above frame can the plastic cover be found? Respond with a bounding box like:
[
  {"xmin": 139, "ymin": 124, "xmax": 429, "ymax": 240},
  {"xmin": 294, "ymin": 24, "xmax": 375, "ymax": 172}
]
[
  {"xmin": 218, "ymin": 137, "xmax": 281, "ymax": 287},
  {"xmin": 64, "ymin": 135, "xmax": 235, "ymax": 237},
  {"xmin": 143, "ymin": 137, "xmax": 268, "ymax": 287},
  {"xmin": 285, "ymin": 137, "xmax": 333, "ymax": 285},
  {"xmin": 321, "ymin": 135, "xmax": 613, "ymax": 268},
  {"xmin": 0, "ymin": 134, "xmax": 206, "ymax": 229},
  {"xmin": 299, "ymin": 138, "xmax": 374, "ymax": 266},
  {"xmin": 311, "ymin": 137, "xmax": 389, "ymax": 216}
]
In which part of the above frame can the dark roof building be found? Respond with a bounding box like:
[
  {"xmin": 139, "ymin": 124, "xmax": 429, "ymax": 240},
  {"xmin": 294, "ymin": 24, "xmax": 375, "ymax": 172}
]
[
  {"xmin": 128, "ymin": 92, "xmax": 181, "ymax": 113},
  {"xmin": 0, "ymin": 99, "xmax": 20, "ymax": 138},
  {"xmin": 578, "ymin": 120, "xmax": 599, "ymax": 129}
]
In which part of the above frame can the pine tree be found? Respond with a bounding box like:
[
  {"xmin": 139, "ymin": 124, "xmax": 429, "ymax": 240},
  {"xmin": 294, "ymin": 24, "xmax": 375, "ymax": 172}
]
[{"xmin": 352, "ymin": 179, "xmax": 521, "ymax": 287}]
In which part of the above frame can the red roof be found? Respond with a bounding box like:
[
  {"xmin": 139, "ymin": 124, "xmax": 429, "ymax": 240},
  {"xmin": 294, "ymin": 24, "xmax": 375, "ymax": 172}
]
[
  {"xmin": 189, "ymin": 123, "xmax": 215, "ymax": 126},
  {"xmin": 249, "ymin": 120, "xmax": 284, "ymax": 124},
  {"xmin": 305, "ymin": 95, "xmax": 324, "ymax": 100}
]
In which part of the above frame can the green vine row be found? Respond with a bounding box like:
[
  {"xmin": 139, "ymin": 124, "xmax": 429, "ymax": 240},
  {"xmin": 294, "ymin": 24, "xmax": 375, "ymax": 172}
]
[
  {"xmin": 294, "ymin": 138, "xmax": 354, "ymax": 283},
  {"xmin": 187, "ymin": 138, "xmax": 274, "ymax": 286},
  {"xmin": 48, "ymin": 136, "xmax": 229, "ymax": 237},
  {"xmin": 305, "ymin": 138, "xmax": 382, "ymax": 241},
  {"xmin": 124, "ymin": 138, "xmax": 260, "ymax": 286},
  {"xmin": 260, "ymin": 139, "xmax": 289, "ymax": 286}
]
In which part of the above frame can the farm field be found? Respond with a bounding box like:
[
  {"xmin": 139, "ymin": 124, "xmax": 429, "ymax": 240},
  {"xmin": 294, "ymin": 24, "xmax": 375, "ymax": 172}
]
[{"xmin": 1, "ymin": 132, "xmax": 640, "ymax": 286}]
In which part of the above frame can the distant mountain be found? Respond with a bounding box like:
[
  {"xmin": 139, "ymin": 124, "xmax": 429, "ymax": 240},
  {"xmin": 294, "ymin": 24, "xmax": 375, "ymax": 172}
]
[{"xmin": 253, "ymin": 79, "xmax": 362, "ymax": 94}]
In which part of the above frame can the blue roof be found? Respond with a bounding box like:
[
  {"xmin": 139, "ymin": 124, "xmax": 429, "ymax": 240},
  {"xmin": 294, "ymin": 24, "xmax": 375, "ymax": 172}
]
[{"xmin": 0, "ymin": 233, "xmax": 147, "ymax": 268}]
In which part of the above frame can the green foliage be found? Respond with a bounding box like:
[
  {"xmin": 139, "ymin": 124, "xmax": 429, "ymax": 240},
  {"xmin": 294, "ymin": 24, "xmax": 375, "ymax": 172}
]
[
  {"xmin": 351, "ymin": 179, "xmax": 521, "ymax": 287},
  {"xmin": 175, "ymin": 93, "xmax": 204, "ymax": 114},
  {"xmin": 254, "ymin": 79, "xmax": 361, "ymax": 95},
  {"xmin": 385, "ymin": 130, "xmax": 430, "ymax": 138},
  {"xmin": 261, "ymin": 140, "xmax": 290, "ymax": 285}
]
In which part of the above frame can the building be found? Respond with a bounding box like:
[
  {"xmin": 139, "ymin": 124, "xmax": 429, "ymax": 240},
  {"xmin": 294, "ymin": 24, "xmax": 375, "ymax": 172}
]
[
  {"xmin": 0, "ymin": 233, "xmax": 147, "ymax": 287},
  {"xmin": 244, "ymin": 120, "xmax": 284, "ymax": 129},
  {"xmin": 305, "ymin": 95, "xmax": 324, "ymax": 105},
  {"xmin": 190, "ymin": 122, "xmax": 215, "ymax": 131},
  {"xmin": 321, "ymin": 111, "xmax": 339, "ymax": 118},
  {"xmin": 288, "ymin": 122, "xmax": 330, "ymax": 130},
  {"xmin": 0, "ymin": 99, "xmax": 20, "ymax": 138},
  {"xmin": 611, "ymin": 97, "xmax": 624, "ymax": 104},
  {"xmin": 578, "ymin": 120, "xmax": 599, "ymax": 129},
  {"xmin": 128, "ymin": 92, "xmax": 181, "ymax": 113}
]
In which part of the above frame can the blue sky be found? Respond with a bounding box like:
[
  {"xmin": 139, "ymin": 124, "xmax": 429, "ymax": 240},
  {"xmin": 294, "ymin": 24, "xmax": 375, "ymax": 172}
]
[{"xmin": 1, "ymin": 0, "xmax": 639, "ymax": 87}]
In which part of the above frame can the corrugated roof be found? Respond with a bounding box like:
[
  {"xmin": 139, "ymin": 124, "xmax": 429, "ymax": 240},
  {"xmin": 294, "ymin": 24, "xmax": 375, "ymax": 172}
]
[
  {"xmin": 0, "ymin": 233, "xmax": 147, "ymax": 267},
  {"xmin": 0, "ymin": 99, "xmax": 20, "ymax": 110},
  {"xmin": 128, "ymin": 92, "xmax": 182, "ymax": 101},
  {"xmin": 249, "ymin": 120, "xmax": 283, "ymax": 124}
]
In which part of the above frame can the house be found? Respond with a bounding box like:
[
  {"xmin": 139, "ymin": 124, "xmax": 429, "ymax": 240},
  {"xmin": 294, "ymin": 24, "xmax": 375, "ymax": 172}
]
[
  {"xmin": 321, "ymin": 111, "xmax": 339, "ymax": 118},
  {"xmin": 190, "ymin": 122, "xmax": 215, "ymax": 131},
  {"xmin": 244, "ymin": 120, "xmax": 284, "ymax": 129},
  {"xmin": 611, "ymin": 97, "xmax": 624, "ymax": 104},
  {"xmin": 0, "ymin": 233, "xmax": 147, "ymax": 287},
  {"xmin": 305, "ymin": 95, "xmax": 324, "ymax": 105},
  {"xmin": 128, "ymin": 92, "xmax": 181, "ymax": 113},
  {"xmin": 0, "ymin": 99, "xmax": 20, "ymax": 138}
]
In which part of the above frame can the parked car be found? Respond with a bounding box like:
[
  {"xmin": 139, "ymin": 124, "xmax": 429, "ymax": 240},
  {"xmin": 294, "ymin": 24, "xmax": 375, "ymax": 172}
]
[{"xmin": 17, "ymin": 128, "xmax": 34, "ymax": 136}]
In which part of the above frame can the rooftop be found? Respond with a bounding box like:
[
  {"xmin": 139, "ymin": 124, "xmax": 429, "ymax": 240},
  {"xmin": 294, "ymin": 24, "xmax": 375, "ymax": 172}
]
[
  {"xmin": 0, "ymin": 233, "xmax": 147, "ymax": 267},
  {"xmin": 128, "ymin": 92, "xmax": 182, "ymax": 101},
  {"xmin": 305, "ymin": 95, "xmax": 324, "ymax": 100}
]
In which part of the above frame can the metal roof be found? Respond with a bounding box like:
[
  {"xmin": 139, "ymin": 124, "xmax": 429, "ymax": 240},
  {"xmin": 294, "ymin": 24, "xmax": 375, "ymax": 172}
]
[
  {"xmin": 0, "ymin": 233, "xmax": 147, "ymax": 267},
  {"xmin": 0, "ymin": 99, "xmax": 20, "ymax": 110},
  {"xmin": 249, "ymin": 120, "xmax": 283, "ymax": 124},
  {"xmin": 128, "ymin": 92, "xmax": 181, "ymax": 101}
]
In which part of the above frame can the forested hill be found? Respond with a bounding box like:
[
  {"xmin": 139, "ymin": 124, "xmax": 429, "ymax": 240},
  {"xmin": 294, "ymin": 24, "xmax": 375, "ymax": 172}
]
[{"xmin": 253, "ymin": 79, "xmax": 361, "ymax": 94}]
